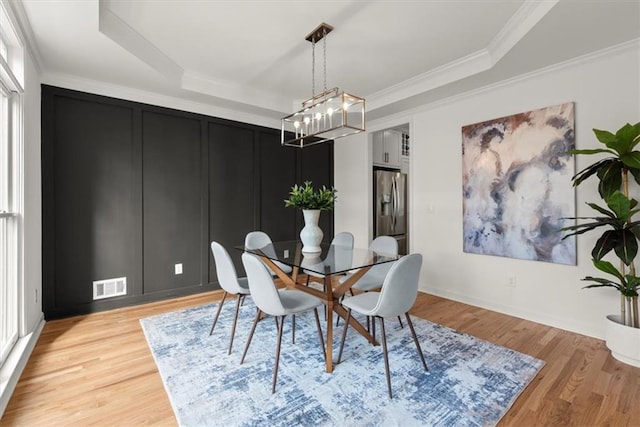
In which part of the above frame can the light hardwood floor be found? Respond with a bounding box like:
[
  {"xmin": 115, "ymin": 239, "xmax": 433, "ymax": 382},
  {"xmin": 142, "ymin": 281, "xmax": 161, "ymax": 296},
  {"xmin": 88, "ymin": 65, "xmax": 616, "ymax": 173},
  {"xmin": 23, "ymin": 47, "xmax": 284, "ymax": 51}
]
[{"xmin": 2, "ymin": 290, "xmax": 640, "ymax": 426}]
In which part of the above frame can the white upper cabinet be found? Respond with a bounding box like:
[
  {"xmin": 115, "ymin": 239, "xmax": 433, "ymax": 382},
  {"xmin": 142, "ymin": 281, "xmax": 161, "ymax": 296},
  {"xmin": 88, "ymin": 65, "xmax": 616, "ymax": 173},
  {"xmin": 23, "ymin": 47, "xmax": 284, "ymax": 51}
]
[{"xmin": 372, "ymin": 129, "xmax": 401, "ymax": 168}]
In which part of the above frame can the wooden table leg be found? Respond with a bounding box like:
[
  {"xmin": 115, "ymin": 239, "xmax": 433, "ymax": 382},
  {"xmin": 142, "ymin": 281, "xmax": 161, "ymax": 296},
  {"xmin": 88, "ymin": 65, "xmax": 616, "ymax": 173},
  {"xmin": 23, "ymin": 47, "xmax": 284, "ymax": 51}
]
[{"xmin": 324, "ymin": 275, "xmax": 334, "ymax": 373}]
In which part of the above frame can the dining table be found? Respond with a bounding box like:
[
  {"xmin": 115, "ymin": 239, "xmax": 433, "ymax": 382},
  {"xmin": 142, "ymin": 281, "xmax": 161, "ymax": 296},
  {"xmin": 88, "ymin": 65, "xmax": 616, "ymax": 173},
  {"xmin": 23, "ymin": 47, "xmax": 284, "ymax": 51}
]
[{"xmin": 238, "ymin": 239, "xmax": 400, "ymax": 373}]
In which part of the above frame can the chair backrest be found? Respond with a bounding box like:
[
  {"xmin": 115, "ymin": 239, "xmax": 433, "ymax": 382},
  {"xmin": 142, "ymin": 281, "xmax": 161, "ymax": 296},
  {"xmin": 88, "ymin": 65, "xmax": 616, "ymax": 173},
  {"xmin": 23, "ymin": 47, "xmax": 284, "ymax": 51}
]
[
  {"xmin": 370, "ymin": 235, "xmax": 398, "ymax": 256},
  {"xmin": 332, "ymin": 232, "xmax": 354, "ymax": 248},
  {"xmin": 241, "ymin": 253, "xmax": 286, "ymax": 316},
  {"xmin": 329, "ymin": 232, "xmax": 354, "ymax": 272},
  {"xmin": 210, "ymin": 241, "xmax": 245, "ymax": 294},
  {"xmin": 245, "ymin": 231, "xmax": 272, "ymax": 250},
  {"xmin": 371, "ymin": 253, "xmax": 423, "ymax": 318},
  {"xmin": 363, "ymin": 235, "xmax": 399, "ymax": 280},
  {"xmin": 245, "ymin": 231, "xmax": 278, "ymax": 259}
]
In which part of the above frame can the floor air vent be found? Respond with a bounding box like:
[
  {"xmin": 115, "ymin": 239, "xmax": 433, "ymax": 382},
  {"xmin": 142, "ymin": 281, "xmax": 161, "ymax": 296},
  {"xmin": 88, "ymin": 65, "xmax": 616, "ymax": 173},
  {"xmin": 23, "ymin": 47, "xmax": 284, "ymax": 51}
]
[{"xmin": 93, "ymin": 277, "xmax": 127, "ymax": 300}]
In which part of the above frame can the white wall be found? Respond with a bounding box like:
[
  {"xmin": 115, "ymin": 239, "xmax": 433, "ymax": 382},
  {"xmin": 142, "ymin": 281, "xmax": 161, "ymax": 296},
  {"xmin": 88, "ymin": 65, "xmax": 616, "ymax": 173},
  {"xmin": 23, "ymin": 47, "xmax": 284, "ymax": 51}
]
[
  {"xmin": 336, "ymin": 40, "xmax": 640, "ymax": 339},
  {"xmin": 22, "ymin": 46, "xmax": 42, "ymax": 335},
  {"xmin": 334, "ymin": 132, "xmax": 370, "ymax": 248}
]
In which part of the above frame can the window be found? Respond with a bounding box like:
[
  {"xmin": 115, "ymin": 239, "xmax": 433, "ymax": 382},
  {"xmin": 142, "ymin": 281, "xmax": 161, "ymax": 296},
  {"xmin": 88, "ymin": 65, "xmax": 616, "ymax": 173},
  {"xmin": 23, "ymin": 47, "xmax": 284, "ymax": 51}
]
[{"xmin": 0, "ymin": 3, "xmax": 23, "ymax": 368}]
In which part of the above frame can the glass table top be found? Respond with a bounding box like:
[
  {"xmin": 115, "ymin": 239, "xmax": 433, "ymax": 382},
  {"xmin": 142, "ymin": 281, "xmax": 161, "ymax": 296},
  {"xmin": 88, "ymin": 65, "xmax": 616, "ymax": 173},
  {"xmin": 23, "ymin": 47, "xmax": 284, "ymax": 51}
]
[{"xmin": 238, "ymin": 240, "xmax": 400, "ymax": 276}]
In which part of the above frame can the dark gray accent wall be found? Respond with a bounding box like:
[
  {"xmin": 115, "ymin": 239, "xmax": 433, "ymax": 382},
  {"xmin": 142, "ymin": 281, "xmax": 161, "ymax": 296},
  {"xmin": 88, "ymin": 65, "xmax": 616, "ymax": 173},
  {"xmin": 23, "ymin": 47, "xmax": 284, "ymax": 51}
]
[
  {"xmin": 41, "ymin": 85, "xmax": 334, "ymax": 319},
  {"xmin": 142, "ymin": 111, "xmax": 203, "ymax": 295}
]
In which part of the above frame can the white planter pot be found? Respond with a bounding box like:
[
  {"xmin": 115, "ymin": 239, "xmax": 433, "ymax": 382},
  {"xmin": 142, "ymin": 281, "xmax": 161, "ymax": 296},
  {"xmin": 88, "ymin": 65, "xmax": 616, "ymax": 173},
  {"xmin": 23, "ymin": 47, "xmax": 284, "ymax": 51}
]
[
  {"xmin": 300, "ymin": 209, "xmax": 323, "ymax": 253},
  {"xmin": 605, "ymin": 314, "xmax": 640, "ymax": 367}
]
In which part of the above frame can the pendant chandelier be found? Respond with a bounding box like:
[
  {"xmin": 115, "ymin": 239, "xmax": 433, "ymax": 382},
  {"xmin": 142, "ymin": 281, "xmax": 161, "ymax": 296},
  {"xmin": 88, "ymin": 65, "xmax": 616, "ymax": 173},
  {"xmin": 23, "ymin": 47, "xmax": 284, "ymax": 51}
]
[{"xmin": 281, "ymin": 23, "xmax": 365, "ymax": 148}]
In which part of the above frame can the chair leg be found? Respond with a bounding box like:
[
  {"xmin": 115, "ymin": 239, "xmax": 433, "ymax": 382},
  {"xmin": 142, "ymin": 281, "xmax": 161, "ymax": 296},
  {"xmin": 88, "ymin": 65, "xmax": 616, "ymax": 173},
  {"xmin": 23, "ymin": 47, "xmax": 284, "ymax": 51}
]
[
  {"xmin": 240, "ymin": 308, "xmax": 261, "ymax": 365},
  {"xmin": 405, "ymin": 313, "xmax": 428, "ymax": 371},
  {"xmin": 272, "ymin": 316, "xmax": 285, "ymax": 394},
  {"xmin": 209, "ymin": 291, "xmax": 228, "ymax": 336},
  {"xmin": 335, "ymin": 293, "xmax": 350, "ymax": 327},
  {"xmin": 292, "ymin": 315, "xmax": 296, "ymax": 344},
  {"xmin": 313, "ymin": 308, "xmax": 325, "ymax": 358},
  {"xmin": 227, "ymin": 294, "xmax": 242, "ymax": 354},
  {"xmin": 379, "ymin": 317, "xmax": 393, "ymax": 399},
  {"xmin": 372, "ymin": 317, "xmax": 376, "ymax": 342},
  {"xmin": 337, "ymin": 309, "xmax": 352, "ymax": 364},
  {"xmin": 397, "ymin": 315, "xmax": 404, "ymax": 329}
]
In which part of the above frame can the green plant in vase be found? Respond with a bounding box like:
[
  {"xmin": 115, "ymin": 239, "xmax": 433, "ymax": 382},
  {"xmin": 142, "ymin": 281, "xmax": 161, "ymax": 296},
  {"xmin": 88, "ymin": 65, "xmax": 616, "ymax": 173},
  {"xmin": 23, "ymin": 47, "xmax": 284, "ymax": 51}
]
[
  {"xmin": 284, "ymin": 181, "xmax": 337, "ymax": 211},
  {"xmin": 562, "ymin": 122, "xmax": 640, "ymax": 328},
  {"xmin": 285, "ymin": 181, "xmax": 337, "ymax": 253}
]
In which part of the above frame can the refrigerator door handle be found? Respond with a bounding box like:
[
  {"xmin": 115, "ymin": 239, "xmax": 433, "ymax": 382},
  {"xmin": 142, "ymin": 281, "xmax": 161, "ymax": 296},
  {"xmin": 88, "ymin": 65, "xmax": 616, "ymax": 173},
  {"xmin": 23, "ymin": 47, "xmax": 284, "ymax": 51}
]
[{"xmin": 391, "ymin": 176, "xmax": 397, "ymax": 232}]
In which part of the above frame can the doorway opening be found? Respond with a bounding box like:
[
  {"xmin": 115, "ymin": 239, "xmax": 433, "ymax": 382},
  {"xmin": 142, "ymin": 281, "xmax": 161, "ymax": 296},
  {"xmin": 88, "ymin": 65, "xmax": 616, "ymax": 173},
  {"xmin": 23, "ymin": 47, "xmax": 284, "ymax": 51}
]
[{"xmin": 371, "ymin": 124, "xmax": 410, "ymax": 254}]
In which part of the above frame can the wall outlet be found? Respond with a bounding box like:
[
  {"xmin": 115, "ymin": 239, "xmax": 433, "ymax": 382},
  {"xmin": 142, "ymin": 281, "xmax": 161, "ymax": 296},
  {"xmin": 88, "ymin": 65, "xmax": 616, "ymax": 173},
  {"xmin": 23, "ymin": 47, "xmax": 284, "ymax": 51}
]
[
  {"xmin": 507, "ymin": 276, "xmax": 516, "ymax": 288},
  {"xmin": 34, "ymin": 289, "xmax": 38, "ymax": 303},
  {"xmin": 175, "ymin": 263, "xmax": 183, "ymax": 275}
]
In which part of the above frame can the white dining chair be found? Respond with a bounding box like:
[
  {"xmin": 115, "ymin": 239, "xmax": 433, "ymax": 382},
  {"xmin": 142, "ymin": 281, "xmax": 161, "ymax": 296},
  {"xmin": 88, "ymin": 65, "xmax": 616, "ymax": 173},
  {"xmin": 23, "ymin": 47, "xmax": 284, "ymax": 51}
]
[
  {"xmin": 337, "ymin": 235, "xmax": 400, "ymax": 328},
  {"xmin": 244, "ymin": 231, "xmax": 293, "ymax": 276},
  {"xmin": 337, "ymin": 253, "xmax": 427, "ymax": 398},
  {"xmin": 240, "ymin": 253, "xmax": 326, "ymax": 393},
  {"xmin": 209, "ymin": 241, "xmax": 251, "ymax": 355},
  {"xmin": 340, "ymin": 235, "xmax": 398, "ymax": 292},
  {"xmin": 305, "ymin": 231, "xmax": 354, "ymax": 286}
]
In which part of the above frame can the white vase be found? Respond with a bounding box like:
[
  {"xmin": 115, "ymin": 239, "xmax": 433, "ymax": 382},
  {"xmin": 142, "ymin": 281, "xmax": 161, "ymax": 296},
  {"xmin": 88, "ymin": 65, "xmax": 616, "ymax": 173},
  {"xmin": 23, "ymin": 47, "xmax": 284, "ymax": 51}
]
[
  {"xmin": 605, "ymin": 314, "xmax": 640, "ymax": 367},
  {"xmin": 300, "ymin": 209, "xmax": 323, "ymax": 253}
]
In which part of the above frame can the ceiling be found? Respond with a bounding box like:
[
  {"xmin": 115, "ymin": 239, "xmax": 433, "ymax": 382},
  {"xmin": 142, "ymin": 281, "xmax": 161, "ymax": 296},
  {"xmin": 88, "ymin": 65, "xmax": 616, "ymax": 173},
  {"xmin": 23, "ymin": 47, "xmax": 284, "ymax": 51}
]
[{"xmin": 15, "ymin": 0, "xmax": 640, "ymax": 122}]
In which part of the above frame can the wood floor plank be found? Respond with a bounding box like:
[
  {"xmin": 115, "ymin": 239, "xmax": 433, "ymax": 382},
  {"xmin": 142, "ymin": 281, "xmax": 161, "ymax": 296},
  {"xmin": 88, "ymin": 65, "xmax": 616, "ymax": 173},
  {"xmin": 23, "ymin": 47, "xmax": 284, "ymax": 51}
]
[{"xmin": 2, "ymin": 291, "xmax": 640, "ymax": 426}]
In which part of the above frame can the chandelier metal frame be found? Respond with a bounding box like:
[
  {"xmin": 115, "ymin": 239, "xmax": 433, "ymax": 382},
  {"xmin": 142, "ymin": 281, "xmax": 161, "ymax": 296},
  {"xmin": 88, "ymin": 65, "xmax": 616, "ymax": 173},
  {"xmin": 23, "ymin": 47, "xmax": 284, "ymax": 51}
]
[{"xmin": 281, "ymin": 23, "xmax": 365, "ymax": 148}]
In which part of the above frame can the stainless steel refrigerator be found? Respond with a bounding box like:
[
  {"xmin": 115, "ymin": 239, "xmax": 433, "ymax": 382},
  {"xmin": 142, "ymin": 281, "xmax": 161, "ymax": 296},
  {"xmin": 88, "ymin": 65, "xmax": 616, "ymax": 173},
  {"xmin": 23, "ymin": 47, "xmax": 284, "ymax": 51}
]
[{"xmin": 374, "ymin": 169, "xmax": 408, "ymax": 254}]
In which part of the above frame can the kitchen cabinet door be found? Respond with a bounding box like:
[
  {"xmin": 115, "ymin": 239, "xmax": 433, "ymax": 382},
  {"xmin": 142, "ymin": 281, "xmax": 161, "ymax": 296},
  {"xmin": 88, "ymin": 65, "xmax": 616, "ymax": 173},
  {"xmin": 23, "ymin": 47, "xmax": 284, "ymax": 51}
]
[
  {"xmin": 372, "ymin": 131, "xmax": 386, "ymax": 166},
  {"xmin": 372, "ymin": 130, "xmax": 401, "ymax": 168}
]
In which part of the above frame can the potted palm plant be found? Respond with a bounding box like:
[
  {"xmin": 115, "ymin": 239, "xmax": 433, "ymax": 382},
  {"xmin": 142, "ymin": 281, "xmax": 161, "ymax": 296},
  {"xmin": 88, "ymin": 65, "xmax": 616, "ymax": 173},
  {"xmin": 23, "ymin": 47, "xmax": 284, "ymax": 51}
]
[
  {"xmin": 562, "ymin": 121, "xmax": 640, "ymax": 366},
  {"xmin": 285, "ymin": 181, "xmax": 337, "ymax": 253}
]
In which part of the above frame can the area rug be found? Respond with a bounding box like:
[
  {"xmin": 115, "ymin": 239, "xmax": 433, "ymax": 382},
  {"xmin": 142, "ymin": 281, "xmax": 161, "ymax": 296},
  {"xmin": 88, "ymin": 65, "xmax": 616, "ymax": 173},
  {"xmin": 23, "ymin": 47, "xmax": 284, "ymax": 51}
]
[{"xmin": 140, "ymin": 300, "xmax": 544, "ymax": 427}]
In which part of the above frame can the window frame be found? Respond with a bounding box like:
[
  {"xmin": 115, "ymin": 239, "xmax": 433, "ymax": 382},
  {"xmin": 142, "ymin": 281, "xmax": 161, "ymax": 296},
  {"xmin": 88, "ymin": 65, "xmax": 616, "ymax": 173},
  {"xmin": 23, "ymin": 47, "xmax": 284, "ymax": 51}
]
[{"xmin": 0, "ymin": 1, "xmax": 23, "ymax": 369}]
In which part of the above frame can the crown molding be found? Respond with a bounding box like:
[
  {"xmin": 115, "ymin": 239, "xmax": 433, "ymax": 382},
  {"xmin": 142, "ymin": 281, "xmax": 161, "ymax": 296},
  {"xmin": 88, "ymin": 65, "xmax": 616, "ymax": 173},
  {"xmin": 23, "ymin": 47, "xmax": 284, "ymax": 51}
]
[
  {"xmin": 181, "ymin": 72, "xmax": 291, "ymax": 116},
  {"xmin": 41, "ymin": 71, "xmax": 282, "ymax": 129},
  {"xmin": 98, "ymin": 0, "xmax": 183, "ymax": 85},
  {"xmin": 369, "ymin": 38, "xmax": 640, "ymax": 125},
  {"xmin": 367, "ymin": 49, "xmax": 493, "ymax": 110},
  {"xmin": 487, "ymin": 0, "xmax": 559, "ymax": 63},
  {"xmin": 98, "ymin": 0, "xmax": 290, "ymax": 116},
  {"xmin": 2, "ymin": 0, "xmax": 43, "ymax": 73},
  {"xmin": 367, "ymin": 0, "xmax": 558, "ymax": 111}
]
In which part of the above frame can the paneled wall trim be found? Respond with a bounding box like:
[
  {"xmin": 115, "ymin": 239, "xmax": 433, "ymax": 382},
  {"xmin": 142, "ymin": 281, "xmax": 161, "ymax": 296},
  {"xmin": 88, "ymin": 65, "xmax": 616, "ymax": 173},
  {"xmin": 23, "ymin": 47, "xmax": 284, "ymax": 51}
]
[{"xmin": 41, "ymin": 85, "xmax": 334, "ymax": 319}]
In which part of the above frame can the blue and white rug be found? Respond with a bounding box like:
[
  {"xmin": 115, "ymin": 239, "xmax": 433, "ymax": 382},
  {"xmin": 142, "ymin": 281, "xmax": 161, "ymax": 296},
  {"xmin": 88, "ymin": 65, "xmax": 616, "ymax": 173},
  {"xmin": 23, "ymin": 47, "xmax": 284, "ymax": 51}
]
[{"xmin": 140, "ymin": 300, "xmax": 544, "ymax": 427}]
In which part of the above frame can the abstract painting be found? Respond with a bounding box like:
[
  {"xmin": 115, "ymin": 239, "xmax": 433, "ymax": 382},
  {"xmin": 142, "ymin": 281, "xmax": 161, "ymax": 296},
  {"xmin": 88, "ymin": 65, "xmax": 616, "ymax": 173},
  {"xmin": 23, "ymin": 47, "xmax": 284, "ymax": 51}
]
[{"xmin": 462, "ymin": 102, "xmax": 576, "ymax": 265}]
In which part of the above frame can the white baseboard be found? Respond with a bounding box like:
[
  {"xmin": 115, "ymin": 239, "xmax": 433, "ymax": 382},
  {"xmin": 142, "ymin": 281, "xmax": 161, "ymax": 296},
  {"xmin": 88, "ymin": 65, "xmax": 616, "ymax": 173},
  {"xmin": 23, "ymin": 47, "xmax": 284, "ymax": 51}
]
[
  {"xmin": 422, "ymin": 285, "xmax": 601, "ymax": 340},
  {"xmin": 0, "ymin": 316, "xmax": 45, "ymax": 417}
]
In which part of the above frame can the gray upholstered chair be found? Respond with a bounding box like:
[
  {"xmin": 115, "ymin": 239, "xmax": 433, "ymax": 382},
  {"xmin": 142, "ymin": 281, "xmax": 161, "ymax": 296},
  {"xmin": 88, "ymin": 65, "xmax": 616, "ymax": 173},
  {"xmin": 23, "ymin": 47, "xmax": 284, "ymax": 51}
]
[
  {"xmin": 340, "ymin": 235, "xmax": 398, "ymax": 292},
  {"xmin": 337, "ymin": 235, "xmax": 401, "ymax": 328},
  {"xmin": 305, "ymin": 231, "xmax": 354, "ymax": 286},
  {"xmin": 240, "ymin": 253, "xmax": 325, "ymax": 393},
  {"xmin": 244, "ymin": 231, "xmax": 293, "ymax": 276},
  {"xmin": 209, "ymin": 241, "xmax": 251, "ymax": 355},
  {"xmin": 337, "ymin": 253, "xmax": 427, "ymax": 398}
]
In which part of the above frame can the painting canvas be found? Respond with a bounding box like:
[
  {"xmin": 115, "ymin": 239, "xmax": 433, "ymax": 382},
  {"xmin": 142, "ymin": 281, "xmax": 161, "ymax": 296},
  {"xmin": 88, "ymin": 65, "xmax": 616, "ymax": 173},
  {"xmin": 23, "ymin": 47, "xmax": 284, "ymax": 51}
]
[{"xmin": 462, "ymin": 102, "xmax": 576, "ymax": 265}]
